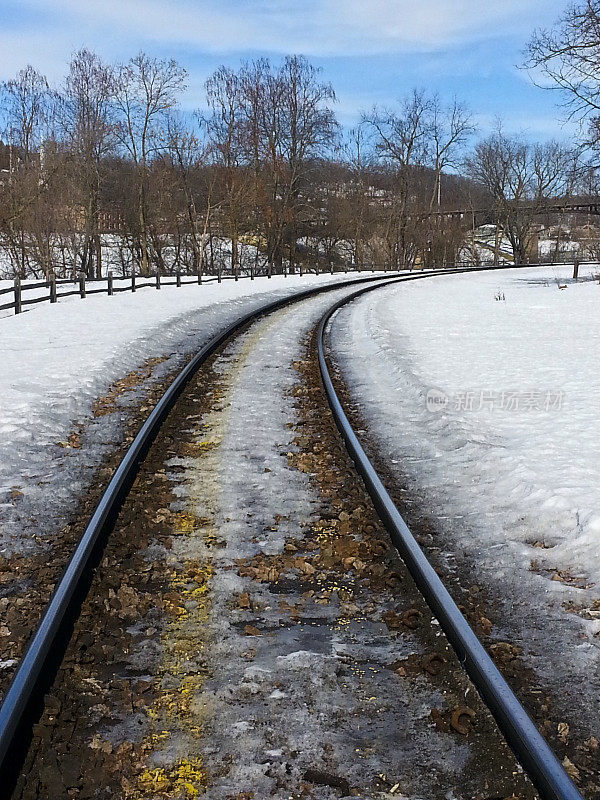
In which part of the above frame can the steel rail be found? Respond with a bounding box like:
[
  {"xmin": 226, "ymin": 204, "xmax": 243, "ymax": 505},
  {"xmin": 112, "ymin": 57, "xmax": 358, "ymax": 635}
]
[
  {"xmin": 0, "ymin": 263, "xmax": 581, "ymax": 792},
  {"xmin": 316, "ymin": 275, "xmax": 585, "ymax": 800},
  {"xmin": 0, "ymin": 271, "xmax": 408, "ymax": 779}
]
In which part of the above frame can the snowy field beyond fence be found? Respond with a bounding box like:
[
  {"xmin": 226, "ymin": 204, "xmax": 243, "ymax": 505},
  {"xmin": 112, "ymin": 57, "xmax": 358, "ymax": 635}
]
[
  {"xmin": 331, "ymin": 266, "xmax": 600, "ymax": 674},
  {"xmin": 0, "ymin": 235, "xmax": 265, "ymax": 285}
]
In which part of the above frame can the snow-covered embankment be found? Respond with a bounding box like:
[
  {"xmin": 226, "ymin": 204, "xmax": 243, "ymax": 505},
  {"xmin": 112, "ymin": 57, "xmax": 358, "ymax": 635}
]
[
  {"xmin": 330, "ymin": 265, "xmax": 600, "ymax": 717},
  {"xmin": 0, "ymin": 273, "xmax": 380, "ymax": 555}
]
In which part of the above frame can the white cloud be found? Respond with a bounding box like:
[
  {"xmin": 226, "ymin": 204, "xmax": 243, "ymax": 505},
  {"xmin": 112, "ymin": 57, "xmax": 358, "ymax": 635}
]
[
  {"xmin": 4, "ymin": 0, "xmax": 567, "ymax": 62},
  {"xmin": 0, "ymin": 29, "xmax": 77, "ymax": 83},
  {"xmin": 472, "ymin": 110, "xmax": 577, "ymax": 141},
  {"xmin": 0, "ymin": 0, "xmax": 570, "ymax": 138}
]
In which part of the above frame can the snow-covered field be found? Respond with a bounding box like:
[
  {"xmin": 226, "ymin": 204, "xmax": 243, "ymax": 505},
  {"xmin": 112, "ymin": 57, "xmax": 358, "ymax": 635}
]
[
  {"xmin": 0, "ymin": 272, "xmax": 383, "ymax": 557},
  {"xmin": 331, "ymin": 265, "xmax": 600, "ymax": 716},
  {"xmin": 0, "ymin": 235, "xmax": 265, "ymax": 283},
  {"xmin": 459, "ymin": 224, "xmax": 584, "ymax": 265}
]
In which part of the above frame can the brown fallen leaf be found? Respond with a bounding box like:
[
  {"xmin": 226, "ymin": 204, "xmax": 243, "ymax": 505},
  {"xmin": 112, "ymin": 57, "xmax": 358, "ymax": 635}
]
[
  {"xmin": 382, "ymin": 611, "xmax": 404, "ymax": 631},
  {"xmin": 479, "ymin": 616, "xmax": 493, "ymax": 635},
  {"xmin": 489, "ymin": 641, "xmax": 520, "ymax": 664},
  {"xmin": 562, "ymin": 756, "xmax": 580, "ymax": 781},
  {"xmin": 557, "ymin": 722, "xmax": 570, "ymax": 743}
]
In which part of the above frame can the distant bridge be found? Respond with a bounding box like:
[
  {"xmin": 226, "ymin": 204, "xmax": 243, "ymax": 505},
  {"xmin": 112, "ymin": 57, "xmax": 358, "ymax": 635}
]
[
  {"xmin": 96, "ymin": 200, "xmax": 600, "ymax": 236},
  {"xmin": 422, "ymin": 200, "xmax": 600, "ymax": 223}
]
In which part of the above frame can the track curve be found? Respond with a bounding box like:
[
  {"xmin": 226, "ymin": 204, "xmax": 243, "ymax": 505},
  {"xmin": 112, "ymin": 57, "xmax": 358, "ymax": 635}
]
[
  {"xmin": 0, "ymin": 264, "xmax": 583, "ymax": 799},
  {"xmin": 317, "ymin": 274, "xmax": 584, "ymax": 800},
  {"xmin": 0, "ymin": 272, "xmax": 401, "ymax": 780}
]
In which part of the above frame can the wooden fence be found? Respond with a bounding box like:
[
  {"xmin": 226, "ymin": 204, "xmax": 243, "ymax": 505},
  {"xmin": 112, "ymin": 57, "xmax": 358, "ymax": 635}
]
[
  {"xmin": 0, "ymin": 260, "xmax": 359, "ymax": 316},
  {"xmin": 0, "ymin": 259, "xmax": 595, "ymax": 317}
]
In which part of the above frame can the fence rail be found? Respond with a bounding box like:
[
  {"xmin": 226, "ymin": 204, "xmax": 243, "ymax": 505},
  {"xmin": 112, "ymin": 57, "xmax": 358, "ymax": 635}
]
[
  {"xmin": 0, "ymin": 259, "xmax": 596, "ymax": 317},
  {"xmin": 0, "ymin": 269, "xmax": 262, "ymax": 315},
  {"xmin": 1, "ymin": 263, "xmax": 349, "ymax": 315}
]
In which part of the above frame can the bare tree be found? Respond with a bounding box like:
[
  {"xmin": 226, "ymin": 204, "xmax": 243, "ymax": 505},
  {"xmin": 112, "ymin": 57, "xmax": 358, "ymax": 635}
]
[
  {"xmin": 466, "ymin": 128, "xmax": 576, "ymax": 263},
  {"xmin": 526, "ymin": 1, "xmax": 600, "ymax": 148},
  {"xmin": 0, "ymin": 66, "xmax": 55, "ymax": 275},
  {"xmin": 205, "ymin": 66, "xmax": 250, "ymax": 275},
  {"xmin": 61, "ymin": 49, "xmax": 115, "ymax": 277},
  {"xmin": 166, "ymin": 113, "xmax": 214, "ymax": 273},
  {"xmin": 114, "ymin": 52, "xmax": 187, "ymax": 275},
  {"xmin": 238, "ymin": 58, "xmax": 284, "ymax": 270},
  {"xmin": 341, "ymin": 125, "xmax": 374, "ymax": 269},
  {"xmin": 1, "ymin": 65, "xmax": 51, "ymax": 163},
  {"xmin": 278, "ymin": 55, "xmax": 338, "ymax": 271},
  {"xmin": 232, "ymin": 56, "xmax": 338, "ymax": 272},
  {"xmin": 363, "ymin": 91, "xmax": 475, "ymax": 269},
  {"xmin": 429, "ymin": 96, "xmax": 475, "ymax": 211},
  {"xmin": 363, "ymin": 91, "xmax": 433, "ymax": 268}
]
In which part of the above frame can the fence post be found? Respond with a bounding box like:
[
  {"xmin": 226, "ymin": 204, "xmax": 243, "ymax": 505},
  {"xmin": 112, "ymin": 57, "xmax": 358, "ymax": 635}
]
[
  {"xmin": 299, "ymin": 262, "xmax": 303, "ymax": 277},
  {"xmin": 131, "ymin": 273, "xmax": 136, "ymax": 292},
  {"xmin": 176, "ymin": 271, "xmax": 181, "ymax": 287},
  {"xmin": 156, "ymin": 273, "xmax": 161, "ymax": 290},
  {"xmin": 49, "ymin": 274, "xmax": 57, "ymax": 303},
  {"xmin": 107, "ymin": 272, "xmax": 114, "ymax": 296},
  {"xmin": 330, "ymin": 261, "xmax": 334, "ymax": 275},
  {"xmin": 79, "ymin": 274, "xmax": 86, "ymax": 299},
  {"xmin": 573, "ymin": 258, "xmax": 580, "ymax": 281},
  {"xmin": 13, "ymin": 277, "xmax": 21, "ymax": 315}
]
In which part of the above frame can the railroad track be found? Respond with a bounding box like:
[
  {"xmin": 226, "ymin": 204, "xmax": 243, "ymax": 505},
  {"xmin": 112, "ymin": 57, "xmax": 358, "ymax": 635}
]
[{"xmin": 0, "ymin": 268, "xmax": 585, "ymax": 799}]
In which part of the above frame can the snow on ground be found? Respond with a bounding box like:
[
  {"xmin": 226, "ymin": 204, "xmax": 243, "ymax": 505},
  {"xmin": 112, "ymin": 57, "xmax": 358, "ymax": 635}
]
[
  {"xmin": 0, "ymin": 278, "xmax": 61, "ymax": 317},
  {"xmin": 0, "ymin": 235, "xmax": 265, "ymax": 282},
  {"xmin": 0, "ymin": 272, "xmax": 382, "ymax": 557},
  {"xmin": 0, "ymin": 272, "xmax": 271, "ymax": 320},
  {"xmin": 137, "ymin": 292, "xmax": 487, "ymax": 799},
  {"xmin": 458, "ymin": 224, "xmax": 585, "ymax": 265},
  {"xmin": 538, "ymin": 237, "xmax": 581, "ymax": 258},
  {"xmin": 330, "ymin": 265, "xmax": 600, "ymax": 720}
]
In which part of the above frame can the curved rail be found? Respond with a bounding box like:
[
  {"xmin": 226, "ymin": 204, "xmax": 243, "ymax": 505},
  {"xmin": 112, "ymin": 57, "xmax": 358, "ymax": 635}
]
[
  {"xmin": 0, "ymin": 271, "xmax": 409, "ymax": 779},
  {"xmin": 0, "ymin": 264, "xmax": 583, "ymax": 797},
  {"xmin": 317, "ymin": 276, "xmax": 584, "ymax": 800}
]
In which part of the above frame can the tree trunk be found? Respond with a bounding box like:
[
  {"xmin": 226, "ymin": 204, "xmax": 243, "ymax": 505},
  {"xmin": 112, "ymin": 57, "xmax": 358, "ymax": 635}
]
[
  {"xmin": 95, "ymin": 234, "xmax": 102, "ymax": 279},
  {"xmin": 138, "ymin": 179, "xmax": 150, "ymax": 276}
]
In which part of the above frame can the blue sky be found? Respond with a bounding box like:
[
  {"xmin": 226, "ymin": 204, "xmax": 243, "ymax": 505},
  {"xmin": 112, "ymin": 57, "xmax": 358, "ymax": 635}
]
[{"xmin": 0, "ymin": 0, "xmax": 576, "ymax": 141}]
